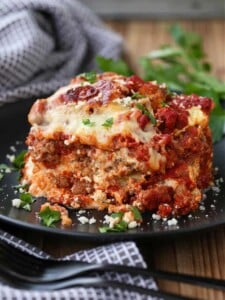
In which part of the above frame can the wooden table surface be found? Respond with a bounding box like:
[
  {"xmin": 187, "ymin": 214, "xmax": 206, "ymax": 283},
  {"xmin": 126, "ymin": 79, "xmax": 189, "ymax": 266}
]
[{"xmin": 2, "ymin": 19, "xmax": 225, "ymax": 300}]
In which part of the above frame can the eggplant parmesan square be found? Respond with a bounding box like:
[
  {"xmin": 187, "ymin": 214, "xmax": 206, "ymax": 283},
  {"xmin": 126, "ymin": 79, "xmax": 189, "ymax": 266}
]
[{"xmin": 21, "ymin": 72, "xmax": 214, "ymax": 218}]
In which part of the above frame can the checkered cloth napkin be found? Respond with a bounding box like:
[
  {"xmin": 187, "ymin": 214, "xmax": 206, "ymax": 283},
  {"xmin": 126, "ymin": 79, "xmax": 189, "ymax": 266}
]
[
  {"xmin": 0, "ymin": 0, "xmax": 122, "ymax": 104},
  {"xmin": 0, "ymin": 230, "xmax": 158, "ymax": 299}
]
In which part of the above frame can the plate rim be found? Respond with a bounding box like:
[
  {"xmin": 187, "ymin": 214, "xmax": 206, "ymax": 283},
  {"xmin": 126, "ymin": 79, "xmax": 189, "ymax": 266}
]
[{"xmin": 1, "ymin": 209, "xmax": 225, "ymax": 240}]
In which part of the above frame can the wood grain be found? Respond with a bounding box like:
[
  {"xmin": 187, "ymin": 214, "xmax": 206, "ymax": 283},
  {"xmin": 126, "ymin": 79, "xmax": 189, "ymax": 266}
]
[
  {"xmin": 105, "ymin": 19, "xmax": 225, "ymax": 81},
  {"xmin": 105, "ymin": 19, "xmax": 225, "ymax": 300}
]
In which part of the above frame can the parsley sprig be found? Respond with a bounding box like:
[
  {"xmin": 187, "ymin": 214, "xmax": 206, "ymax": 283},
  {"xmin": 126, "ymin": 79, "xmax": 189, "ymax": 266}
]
[
  {"xmin": 12, "ymin": 150, "xmax": 27, "ymax": 170},
  {"xmin": 1, "ymin": 150, "xmax": 27, "ymax": 183},
  {"xmin": 12, "ymin": 192, "xmax": 36, "ymax": 211},
  {"xmin": 39, "ymin": 206, "xmax": 61, "ymax": 227},
  {"xmin": 99, "ymin": 212, "xmax": 128, "ymax": 233},
  {"xmin": 99, "ymin": 207, "xmax": 142, "ymax": 233}
]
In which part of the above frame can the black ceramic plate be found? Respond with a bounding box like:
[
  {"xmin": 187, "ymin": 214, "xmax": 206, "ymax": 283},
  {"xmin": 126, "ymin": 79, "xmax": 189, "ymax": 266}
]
[{"xmin": 0, "ymin": 100, "xmax": 225, "ymax": 241}]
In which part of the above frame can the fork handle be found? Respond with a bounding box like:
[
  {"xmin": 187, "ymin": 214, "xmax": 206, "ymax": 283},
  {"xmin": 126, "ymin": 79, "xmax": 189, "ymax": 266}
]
[
  {"xmin": 46, "ymin": 261, "xmax": 225, "ymax": 291},
  {"xmin": 38, "ymin": 276, "xmax": 190, "ymax": 300},
  {"xmin": 2, "ymin": 273, "xmax": 189, "ymax": 300}
]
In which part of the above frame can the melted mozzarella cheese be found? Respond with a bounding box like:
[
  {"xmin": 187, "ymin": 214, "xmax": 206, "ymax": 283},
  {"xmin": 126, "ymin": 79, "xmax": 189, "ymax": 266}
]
[
  {"xmin": 163, "ymin": 179, "xmax": 179, "ymax": 189},
  {"xmin": 188, "ymin": 106, "xmax": 207, "ymax": 126},
  {"xmin": 149, "ymin": 148, "xmax": 166, "ymax": 171},
  {"xmin": 32, "ymin": 100, "xmax": 157, "ymax": 149}
]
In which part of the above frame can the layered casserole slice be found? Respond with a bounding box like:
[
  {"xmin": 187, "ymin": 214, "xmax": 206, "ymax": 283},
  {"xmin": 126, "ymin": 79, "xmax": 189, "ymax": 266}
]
[{"xmin": 21, "ymin": 72, "xmax": 214, "ymax": 217}]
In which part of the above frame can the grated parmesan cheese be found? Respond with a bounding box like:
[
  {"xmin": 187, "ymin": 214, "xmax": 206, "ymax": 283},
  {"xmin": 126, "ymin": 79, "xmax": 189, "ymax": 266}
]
[
  {"xmin": 167, "ymin": 218, "xmax": 178, "ymax": 226},
  {"xmin": 128, "ymin": 220, "xmax": 138, "ymax": 229},
  {"xmin": 78, "ymin": 216, "xmax": 89, "ymax": 224},
  {"xmin": 152, "ymin": 213, "xmax": 161, "ymax": 221},
  {"xmin": 12, "ymin": 198, "xmax": 22, "ymax": 208},
  {"xmin": 89, "ymin": 217, "xmax": 96, "ymax": 224},
  {"xmin": 6, "ymin": 154, "xmax": 15, "ymax": 162}
]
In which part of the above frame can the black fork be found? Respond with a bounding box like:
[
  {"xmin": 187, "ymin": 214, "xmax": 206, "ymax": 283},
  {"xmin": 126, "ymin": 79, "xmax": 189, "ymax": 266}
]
[
  {"xmin": 0, "ymin": 239, "xmax": 225, "ymax": 297},
  {"xmin": 0, "ymin": 240, "xmax": 189, "ymax": 300}
]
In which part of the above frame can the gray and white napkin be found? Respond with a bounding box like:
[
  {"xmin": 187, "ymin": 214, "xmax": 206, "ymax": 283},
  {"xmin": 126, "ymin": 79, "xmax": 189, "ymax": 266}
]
[
  {"xmin": 0, "ymin": 0, "xmax": 123, "ymax": 104},
  {"xmin": 0, "ymin": 229, "xmax": 158, "ymax": 300}
]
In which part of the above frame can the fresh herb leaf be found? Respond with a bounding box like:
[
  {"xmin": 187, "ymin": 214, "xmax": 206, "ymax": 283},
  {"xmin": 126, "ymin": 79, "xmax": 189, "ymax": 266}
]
[
  {"xmin": 39, "ymin": 206, "xmax": 61, "ymax": 227},
  {"xmin": 18, "ymin": 193, "xmax": 35, "ymax": 211},
  {"xmin": 111, "ymin": 212, "xmax": 124, "ymax": 219},
  {"xmin": 82, "ymin": 72, "xmax": 97, "ymax": 83},
  {"xmin": 170, "ymin": 24, "xmax": 204, "ymax": 60},
  {"xmin": 99, "ymin": 220, "xmax": 128, "ymax": 233},
  {"xmin": 131, "ymin": 92, "xmax": 143, "ymax": 99},
  {"xmin": 99, "ymin": 211, "xmax": 128, "ymax": 233},
  {"xmin": 0, "ymin": 173, "xmax": 4, "ymax": 181},
  {"xmin": 136, "ymin": 103, "xmax": 156, "ymax": 125},
  {"xmin": 146, "ymin": 47, "xmax": 182, "ymax": 60},
  {"xmin": 102, "ymin": 117, "xmax": 114, "ymax": 128},
  {"xmin": 131, "ymin": 206, "xmax": 142, "ymax": 221},
  {"xmin": 12, "ymin": 150, "xmax": 27, "ymax": 170},
  {"xmin": 96, "ymin": 56, "xmax": 134, "ymax": 76},
  {"xmin": 82, "ymin": 118, "xmax": 95, "ymax": 127},
  {"xmin": 99, "ymin": 207, "xmax": 143, "ymax": 233},
  {"xmin": 13, "ymin": 183, "xmax": 29, "ymax": 192}
]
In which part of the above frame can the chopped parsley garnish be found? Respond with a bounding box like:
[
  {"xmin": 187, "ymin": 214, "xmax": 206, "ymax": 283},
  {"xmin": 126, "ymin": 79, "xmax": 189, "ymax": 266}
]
[
  {"xmin": 99, "ymin": 207, "xmax": 142, "ymax": 233},
  {"xmin": 136, "ymin": 103, "xmax": 156, "ymax": 125},
  {"xmin": 12, "ymin": 150, "xmax": 27, "ymax": 170},
  {"xmin": 13, "ymin": 193, "xmax": 36, "ymax": 211},
  {"xmin": 131, "ymin": 92, "xmax": 143, "ymax": 99},
  {"xmin": 110, "ymin": 212, "xmax": 124, "ymax": 219},
  {"xmin": 102, "ymin": 117, "xmax": 114, "ymax": 128},
  {"xmin": 82, "ymin": 118, "xmax": 95, "ymax": 127},
  {"xmin": 131, "ymin": 206, "xmax": 143, "ymax": 221},
  {"xmin": 13, "ymin": 183, "xmax": 28, "ymax": 192},
  {"xmin": 99, "ymin": 219, "xmax": 128, "ymax": 233},
  {"xmin": 82, "ymin": 72, "xmax": 97, "ymax": 83},
  {"xmin": 39, "ymin": 206, "xmax": 61, "ymax": 227}
]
